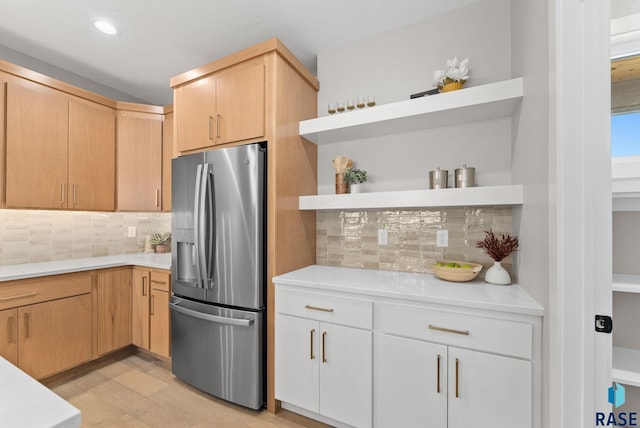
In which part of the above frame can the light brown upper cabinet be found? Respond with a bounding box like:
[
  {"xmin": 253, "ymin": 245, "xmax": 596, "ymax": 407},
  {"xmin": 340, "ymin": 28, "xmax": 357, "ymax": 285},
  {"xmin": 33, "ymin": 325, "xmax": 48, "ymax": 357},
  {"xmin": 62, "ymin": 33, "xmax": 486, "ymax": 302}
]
[
  {"xmin": 68, "ymin": 99, "xmax": 116, "ymax": 210},
  {"xmin": 162, "ymin": 108, "xmax": 174, "ymax": 212},
  {"xmin": 5, "ymin": 79, "xmax": 116, "ymax": 210},
  {"xmin": 6, "ymin": 80, "xmax": 69, "ymax": 209},
  {"xmin": 174, "ymin": 57, "xmax": 265, "ymax": 153},
  {"xmin": 116, "ymin": 105, "xmax": 163, "ymax": 211}
]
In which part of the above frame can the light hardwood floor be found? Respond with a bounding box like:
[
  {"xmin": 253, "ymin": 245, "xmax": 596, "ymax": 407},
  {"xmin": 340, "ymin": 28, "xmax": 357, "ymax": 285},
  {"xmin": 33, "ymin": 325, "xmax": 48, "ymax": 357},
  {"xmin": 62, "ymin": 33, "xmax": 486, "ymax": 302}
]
[{"xmin": 52, "ymin": 353, "xmax": 329, "ymax": 428}]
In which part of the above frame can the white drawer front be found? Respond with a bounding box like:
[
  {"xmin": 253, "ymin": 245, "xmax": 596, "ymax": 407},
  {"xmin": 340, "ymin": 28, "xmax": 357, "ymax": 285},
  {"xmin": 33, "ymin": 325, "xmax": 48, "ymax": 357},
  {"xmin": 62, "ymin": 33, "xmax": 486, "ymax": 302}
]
[
  {"xmin": 276, "ymin": 287, "xmax": 373, "ymax": 330},
  {"xmin": 379, "ymin": 302, "xmax": 532, "ymax": 359}
]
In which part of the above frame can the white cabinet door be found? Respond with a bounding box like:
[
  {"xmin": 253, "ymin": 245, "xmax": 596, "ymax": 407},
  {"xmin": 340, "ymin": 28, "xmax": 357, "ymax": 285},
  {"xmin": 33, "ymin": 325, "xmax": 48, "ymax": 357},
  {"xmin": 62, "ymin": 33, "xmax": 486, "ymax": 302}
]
[
  {"xmin": 448, "ymin": 347, "xmax": 532, "ymax": 428},
  {"xmin": 374, "ymin": 333, "xmax": 448, "ymax": 428},
  {"xmin": 319, "ymin": 323, "xmax": 372, "ymax": 428},
  {"xmin": 275, "ymin": 314, "xmax": 319, "ymax": 412}
]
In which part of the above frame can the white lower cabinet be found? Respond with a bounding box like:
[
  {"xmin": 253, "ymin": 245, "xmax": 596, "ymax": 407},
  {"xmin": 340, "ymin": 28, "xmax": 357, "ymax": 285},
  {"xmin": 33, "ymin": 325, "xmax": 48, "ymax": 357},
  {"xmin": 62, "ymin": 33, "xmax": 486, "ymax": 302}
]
[
  {"xmin": 275, "ymin": 287, "xmax": 373, "ymax": 428},
  {"xmin": 274, "ymin": 269, "xmax": 541, "ymax": 428},
  {"xmin": 374, "ymin": 301, "xmax": 535, "ymax": 428},
  {"xmin": 375, "ymin": 334, "xmax": 532, "ymax": 428}
]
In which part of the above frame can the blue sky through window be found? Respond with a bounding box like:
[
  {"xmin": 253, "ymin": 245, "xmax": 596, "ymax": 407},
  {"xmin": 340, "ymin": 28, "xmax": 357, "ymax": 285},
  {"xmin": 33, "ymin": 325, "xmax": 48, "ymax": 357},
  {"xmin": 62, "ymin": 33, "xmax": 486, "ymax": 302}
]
[{"xmin": 612, "ymin": 112, "xmax": 640, "ymax": 157}]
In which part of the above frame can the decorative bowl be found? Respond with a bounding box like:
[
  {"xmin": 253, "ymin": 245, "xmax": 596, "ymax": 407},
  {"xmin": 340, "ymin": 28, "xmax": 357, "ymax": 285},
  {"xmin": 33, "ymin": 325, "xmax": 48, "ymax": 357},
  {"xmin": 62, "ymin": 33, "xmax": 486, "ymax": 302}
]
[{"xmin": 432, "ymin": 260, "xmax": 483, "ymax": 282}]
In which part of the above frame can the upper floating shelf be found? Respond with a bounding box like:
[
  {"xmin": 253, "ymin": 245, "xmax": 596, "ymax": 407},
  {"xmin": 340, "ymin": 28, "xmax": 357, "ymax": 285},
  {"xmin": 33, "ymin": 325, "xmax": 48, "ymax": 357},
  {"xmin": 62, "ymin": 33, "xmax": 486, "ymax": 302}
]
[{"xmin": 299, "ymin": 78, "xmax": 524, "ymax": 145}]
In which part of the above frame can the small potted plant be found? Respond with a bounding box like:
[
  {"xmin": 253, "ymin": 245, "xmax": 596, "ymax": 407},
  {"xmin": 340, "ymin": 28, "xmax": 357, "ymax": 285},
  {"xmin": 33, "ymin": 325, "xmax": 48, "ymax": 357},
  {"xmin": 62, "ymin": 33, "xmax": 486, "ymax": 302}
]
[
  {"xmin": 475, "ymin": 229, "xmax": 519, "ymax": 285},
  {"xmin": 433, "ymin": 57, "xmax": 470, "ymax": 92},
  {"xmin": 344, "ymin": 167, "xmax": 367, "ymax": 193},
  {"xmin": 150, "ymin": 232, "xmax": 171, "ymax": 253}
]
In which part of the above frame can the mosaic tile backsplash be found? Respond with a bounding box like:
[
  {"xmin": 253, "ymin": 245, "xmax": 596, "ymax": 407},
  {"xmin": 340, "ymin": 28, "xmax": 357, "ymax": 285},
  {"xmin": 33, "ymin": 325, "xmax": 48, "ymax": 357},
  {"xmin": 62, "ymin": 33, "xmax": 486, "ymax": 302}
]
[
  {"xmin": 316, "ymin": 207, "xmax": 514, "ymax": 278},
  {"xmin": 0, "ymin": 210, "xmax": 171, "ymax": 266}
]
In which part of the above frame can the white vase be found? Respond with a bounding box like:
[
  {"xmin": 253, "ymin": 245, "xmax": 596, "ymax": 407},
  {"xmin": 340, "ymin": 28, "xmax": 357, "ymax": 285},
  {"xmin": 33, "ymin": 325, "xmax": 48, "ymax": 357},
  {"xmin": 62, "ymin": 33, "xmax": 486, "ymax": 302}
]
[
  {"xmin": 484, "ymin": 261, "xmax": 511, "ymax": 285},
  {"xmin": 350, "ymin": 183, "xmax": 363, "ymax": 193}
]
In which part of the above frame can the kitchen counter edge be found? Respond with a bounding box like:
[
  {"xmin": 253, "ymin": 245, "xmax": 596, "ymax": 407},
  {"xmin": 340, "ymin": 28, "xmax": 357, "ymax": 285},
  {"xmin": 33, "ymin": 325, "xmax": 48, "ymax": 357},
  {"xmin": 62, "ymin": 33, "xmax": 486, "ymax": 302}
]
[
  {"xmin": 273, "ymin": 265, "xmax": 544, "ymax": 317},
  {"xmin": 0, "ymin": 253, "xmax": 171, "ymax": 282}
]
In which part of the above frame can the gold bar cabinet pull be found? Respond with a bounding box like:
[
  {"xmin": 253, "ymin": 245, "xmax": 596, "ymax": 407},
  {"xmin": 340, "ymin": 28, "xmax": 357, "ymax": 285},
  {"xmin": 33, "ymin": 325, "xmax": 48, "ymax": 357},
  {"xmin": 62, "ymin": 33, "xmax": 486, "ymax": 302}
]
[
  {"xmin": 309, "ymin": 329, "xmax": 315, "ymax": 360},
  {"xmin": 322, "ymin": 331, "xmax": 327, "ymax": 363},
  {"xmin": 24, "ymin": 313, "xmax": 30, "ymax": 339},
  {"xmin": 7, "ymin": 316, "xmax": 15, "ymax": 344},
  {"xmin": 73, "ymin": 184, "xmax": 77, "ymax": 206},
  {"xmin": 455, "ymin": 357, "xmax": 460, "ymax": 398},
  {"xmin": 142, "ymin": 277, "xmax": 147, "ymax": 296},
  {"xmin": 208, "ymin": 116, "xmax": 214, "ymax": 140},
  {"xmin": 216, "ymin": 114, "xmax": 221, "ymax": 139},
  {"xmin": 436, "ymin": 354, "xmax": 441, "ymax": 393},
  {"xmin": 60, "ymin": 183, "xmax": 65, "ymax": 205},
  {"xmin": 0, "ymin": 291, "xmax": 37, "ymax": 302},
  {"xmin": 304, "ymin": 305, "xmax": 334, "ymax": 313},
  {"xmin": 428, "ymin": 324, "xmax": 470, "ymax": 336}
]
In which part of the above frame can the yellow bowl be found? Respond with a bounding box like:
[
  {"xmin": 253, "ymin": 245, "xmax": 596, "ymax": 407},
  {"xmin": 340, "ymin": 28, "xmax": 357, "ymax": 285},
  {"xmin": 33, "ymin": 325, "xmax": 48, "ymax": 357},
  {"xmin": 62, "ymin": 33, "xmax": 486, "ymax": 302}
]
[{"xmin": 432, "ymin": 260, "xmax": 483, "ymax": 282}]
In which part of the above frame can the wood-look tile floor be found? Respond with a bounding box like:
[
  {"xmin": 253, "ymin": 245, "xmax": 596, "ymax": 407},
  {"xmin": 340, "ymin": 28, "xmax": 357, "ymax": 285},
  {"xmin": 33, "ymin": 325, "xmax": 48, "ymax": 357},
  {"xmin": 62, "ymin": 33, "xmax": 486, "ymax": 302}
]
[{"xmin": 52, "ymin": 353, "xmax": 330, "ymax": 428}]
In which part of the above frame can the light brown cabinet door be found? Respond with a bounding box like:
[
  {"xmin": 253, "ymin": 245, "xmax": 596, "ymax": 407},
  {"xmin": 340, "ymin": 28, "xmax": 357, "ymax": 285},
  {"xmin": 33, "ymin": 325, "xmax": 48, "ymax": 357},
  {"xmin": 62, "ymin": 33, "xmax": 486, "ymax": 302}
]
[
  {"xmin": 0, "ymin": 308, "xmax": 18, "ymax": 366},
  {"xmin": 18, "ymin": 293, "xmax": 92, "ymax": 379},
  {"xmin": 6, "ymin": 80, "xmax": 69, "ymax": 209},
  {"xmin": 162, "ymin": 111, "xmax": 174, "ymax": 212},
  {"xmin": 116, "ymin": 111, "xmax": 163, "ymax": 211},
  {"xmin": 68, "ymin": 99, "xmax": 116, "ymax": 211},
  {"xmin": 150, "ymin": 287, "xmax": 170, "ymax": 358},
  {"xmin": 174, "ymin": 75, "xmax": 216, "ymax": 152},
  {"xmin": 95, "ymin": 269, "xmax": 132, "ymax": 356},
  {"xmin": 216, "ymin": 60, "xmax": 265, "ymax": 145},
  {"xmin": 131, "ymin": 268, "xmax": 150, "ymax": 349}
]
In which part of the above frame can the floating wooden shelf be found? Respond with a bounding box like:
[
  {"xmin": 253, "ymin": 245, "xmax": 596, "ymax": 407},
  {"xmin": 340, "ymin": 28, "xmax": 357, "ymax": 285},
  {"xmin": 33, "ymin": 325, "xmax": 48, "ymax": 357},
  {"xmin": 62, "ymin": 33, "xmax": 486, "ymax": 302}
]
[
  {"xmin": 299, "ymin": 78, "xmax": 524, "ymax": 145},
  {"xmin": 299, "ymin": 185, "xmax": 523, "ymax": 211}
]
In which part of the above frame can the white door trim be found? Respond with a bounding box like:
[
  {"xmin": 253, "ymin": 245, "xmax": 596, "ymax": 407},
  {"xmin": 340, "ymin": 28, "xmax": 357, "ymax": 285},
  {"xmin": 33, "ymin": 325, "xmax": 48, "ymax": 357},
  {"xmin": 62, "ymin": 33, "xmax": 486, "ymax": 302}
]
[{"xmin": 548, "ymin": 0, "xmax": 612, "ymax": 427}]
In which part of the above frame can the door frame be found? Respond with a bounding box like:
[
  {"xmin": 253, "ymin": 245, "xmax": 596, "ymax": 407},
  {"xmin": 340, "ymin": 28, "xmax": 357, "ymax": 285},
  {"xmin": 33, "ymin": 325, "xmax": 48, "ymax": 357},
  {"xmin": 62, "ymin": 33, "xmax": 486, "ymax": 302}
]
[{"xmin": 549, "ymin": 0, "xmax": 612, "ymax": 427}]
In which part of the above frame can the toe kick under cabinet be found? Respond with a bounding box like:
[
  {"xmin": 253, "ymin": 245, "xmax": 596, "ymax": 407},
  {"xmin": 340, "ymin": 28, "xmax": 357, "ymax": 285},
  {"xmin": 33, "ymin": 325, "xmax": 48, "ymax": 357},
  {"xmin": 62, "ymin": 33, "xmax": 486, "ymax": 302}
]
[{"xmin": 273, "ymin": 265, "xmax": 543, "ymax": 428}]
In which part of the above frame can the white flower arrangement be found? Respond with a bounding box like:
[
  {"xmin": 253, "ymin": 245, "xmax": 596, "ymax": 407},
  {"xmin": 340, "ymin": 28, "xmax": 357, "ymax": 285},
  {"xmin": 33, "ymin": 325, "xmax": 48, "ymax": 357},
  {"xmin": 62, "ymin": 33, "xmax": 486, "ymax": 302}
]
[{"xmin": 433, "ymin": 57, "xmax": 470, "ymax": 88}]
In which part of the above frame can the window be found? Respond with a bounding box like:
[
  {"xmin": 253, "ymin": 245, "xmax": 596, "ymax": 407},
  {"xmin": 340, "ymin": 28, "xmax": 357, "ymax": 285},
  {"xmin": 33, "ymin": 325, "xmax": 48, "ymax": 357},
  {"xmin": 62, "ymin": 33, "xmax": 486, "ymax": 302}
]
[{"xmin": 611, "ymin": 112, "xmax": 640, "ymax": 157}]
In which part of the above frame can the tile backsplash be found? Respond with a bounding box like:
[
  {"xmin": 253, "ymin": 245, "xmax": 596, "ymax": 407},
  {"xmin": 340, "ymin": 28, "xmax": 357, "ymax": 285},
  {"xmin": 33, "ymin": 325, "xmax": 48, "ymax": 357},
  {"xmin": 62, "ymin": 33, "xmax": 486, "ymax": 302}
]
[
  {"xmin": 0, "ymin": 210, "xmax": 171, "ymax": 266},
  {"xmin": 316, "ymin": 207, "xmax": 514, "ymax": 278}
]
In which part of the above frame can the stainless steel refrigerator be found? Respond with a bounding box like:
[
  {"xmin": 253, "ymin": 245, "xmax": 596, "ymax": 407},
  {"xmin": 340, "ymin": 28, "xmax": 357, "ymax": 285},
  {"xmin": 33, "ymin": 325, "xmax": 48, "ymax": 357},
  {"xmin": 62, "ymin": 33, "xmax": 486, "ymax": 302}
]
[{"xmin": 170, "ymin": 142, "xmax": 266, "ymax": 410}]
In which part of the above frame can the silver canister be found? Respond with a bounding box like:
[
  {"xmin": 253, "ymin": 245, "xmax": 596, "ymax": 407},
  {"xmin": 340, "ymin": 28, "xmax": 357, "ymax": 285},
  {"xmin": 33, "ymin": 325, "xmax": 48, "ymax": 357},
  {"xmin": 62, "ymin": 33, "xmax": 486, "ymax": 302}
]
[
  {"xmin": 455, "ymin": 164, "xmax": 475, "ymax": 188},
  {"xmin": 429, "ymin": 167, "xmax": 448, "ymax": 189}
]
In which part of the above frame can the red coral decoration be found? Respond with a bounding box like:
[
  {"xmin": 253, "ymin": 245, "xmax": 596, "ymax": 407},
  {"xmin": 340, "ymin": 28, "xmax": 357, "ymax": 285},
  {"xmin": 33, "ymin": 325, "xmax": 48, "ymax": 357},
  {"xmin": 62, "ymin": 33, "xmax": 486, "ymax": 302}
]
[{"xmin": 475, "ymin": 229, "xmax": 519, "ymax": 262}]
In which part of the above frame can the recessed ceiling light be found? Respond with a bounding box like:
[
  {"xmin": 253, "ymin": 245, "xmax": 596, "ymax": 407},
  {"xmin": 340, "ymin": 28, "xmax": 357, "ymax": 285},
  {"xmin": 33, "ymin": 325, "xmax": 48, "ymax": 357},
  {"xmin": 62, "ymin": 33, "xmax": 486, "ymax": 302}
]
[{"xmin": 94, "ymin": 20, "xmax": 118, "ymax": 35}]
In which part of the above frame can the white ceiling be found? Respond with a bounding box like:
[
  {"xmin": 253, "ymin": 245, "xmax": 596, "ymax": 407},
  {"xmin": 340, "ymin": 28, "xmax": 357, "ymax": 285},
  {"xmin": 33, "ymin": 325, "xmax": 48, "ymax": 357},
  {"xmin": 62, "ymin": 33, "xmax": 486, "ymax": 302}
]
[{"xmin": 0, "ymin": 0, "xmax": 481, "ymax": 105}]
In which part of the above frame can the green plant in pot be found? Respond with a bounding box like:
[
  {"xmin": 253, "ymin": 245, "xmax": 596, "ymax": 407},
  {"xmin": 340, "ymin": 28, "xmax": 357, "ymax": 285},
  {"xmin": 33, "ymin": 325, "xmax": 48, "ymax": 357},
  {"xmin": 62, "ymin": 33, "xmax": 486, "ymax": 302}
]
[
  {"xmin": 344, "ymin": 167, "xmax": 367, "ymax": 193},
  {"xmin": 150, "ymin": 232, "xmax": 171, "ymax": 253}
]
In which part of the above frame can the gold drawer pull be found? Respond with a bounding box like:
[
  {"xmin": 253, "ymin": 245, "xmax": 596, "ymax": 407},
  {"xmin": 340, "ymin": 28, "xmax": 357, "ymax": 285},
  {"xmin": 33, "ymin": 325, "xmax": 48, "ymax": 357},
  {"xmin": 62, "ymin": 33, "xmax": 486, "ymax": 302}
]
[
  {"xmin": 428, "ymin": 324, "xmax": 469, "ymax": 336},
  {"xmin": 322, "ymin": 331, "xmax": 327, "ymax": 363},
  {"xmin": 0, "ymin": 291, "xmax": 37, "ymax": 302},
  {"xmin": 304, "ymin": 305, "xmax": 334, "ymax": 313},
  {"xmin": 151, "ymin": 280, "xmax": 167, "ymax": 285}
]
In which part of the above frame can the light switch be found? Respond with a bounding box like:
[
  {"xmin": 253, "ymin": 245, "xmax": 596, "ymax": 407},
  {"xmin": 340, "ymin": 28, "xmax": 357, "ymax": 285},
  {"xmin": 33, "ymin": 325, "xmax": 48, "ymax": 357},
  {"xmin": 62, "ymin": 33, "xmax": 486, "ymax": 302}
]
[
  {"xmin": 127, "ymin": 226, "xmax": 137, "ymax": 238},
  {"xmin": 378, "ymin": 229, "xmax": 388, "ymax": 246},
  {"xmin": 436, "ymin": 229, "xmax": 448, "ymax": 247}
]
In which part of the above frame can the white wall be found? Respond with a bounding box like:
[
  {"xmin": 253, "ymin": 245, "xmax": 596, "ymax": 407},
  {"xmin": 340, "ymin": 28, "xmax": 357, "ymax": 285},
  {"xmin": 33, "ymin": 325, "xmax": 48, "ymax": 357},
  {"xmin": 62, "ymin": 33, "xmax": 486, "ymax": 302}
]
[{"xmin": 315, "ymin": 0, "xmax": 512, "ymax": 195}]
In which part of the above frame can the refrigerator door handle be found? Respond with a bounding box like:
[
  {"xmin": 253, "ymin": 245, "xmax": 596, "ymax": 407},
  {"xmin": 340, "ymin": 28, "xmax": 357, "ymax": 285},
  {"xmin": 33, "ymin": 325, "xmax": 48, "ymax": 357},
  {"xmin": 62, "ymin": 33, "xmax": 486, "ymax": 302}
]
[
  {"xmin": 201, "ymin": 164, "xmax": 214, "ymax": 289},
  {"xmin": 170, "ymin": 302, "xmax": 255, "ymax": 327},
  {"xmin": 193, "ymin": 164, "xmax": 204, "ymax": 288}
]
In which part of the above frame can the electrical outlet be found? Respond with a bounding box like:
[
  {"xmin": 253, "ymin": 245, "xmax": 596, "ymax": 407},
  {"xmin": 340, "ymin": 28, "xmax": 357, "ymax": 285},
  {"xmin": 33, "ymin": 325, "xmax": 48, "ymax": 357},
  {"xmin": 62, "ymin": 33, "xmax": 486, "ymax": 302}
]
[
  {"xmin": 378, "ymin": 229, "xmax": 388, "ymax": 246},
  {"xmin": 436, "ymin": 229, "xmax": 448, "ymax": 247},
  {"xmin": 127, "ymin": 226, "xmax": 137, "ymax": 238}
]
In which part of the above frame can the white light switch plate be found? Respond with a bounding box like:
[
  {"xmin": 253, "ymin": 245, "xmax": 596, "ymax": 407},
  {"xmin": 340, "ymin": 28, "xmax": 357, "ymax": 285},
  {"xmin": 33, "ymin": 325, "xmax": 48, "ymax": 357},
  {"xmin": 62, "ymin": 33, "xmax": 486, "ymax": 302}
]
[
  {"xmin": 436, "ymin": 229, "xmax": 448, "ymax": 247},
  {"xmin": 127, "ymin": 226, "xmax": 137, "ymax": 238},
  {"xmin": 378, "ymin": 229, "xmax": 388, "ymax": 245}
]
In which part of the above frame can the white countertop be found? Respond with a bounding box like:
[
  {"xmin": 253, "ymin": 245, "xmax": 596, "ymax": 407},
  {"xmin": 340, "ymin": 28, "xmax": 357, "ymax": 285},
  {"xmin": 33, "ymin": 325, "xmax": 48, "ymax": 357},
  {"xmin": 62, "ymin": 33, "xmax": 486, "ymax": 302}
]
[
  {"xmin": 273, "ymin": 265, "xmax": 544, "ymax": 317},
  {"xmin": 0, "ymin": 357, "xmax": 80, "ymax": 428},
  {"xmin": 0, "ymin": 253, "xmax": 171, "ymax": 282}
]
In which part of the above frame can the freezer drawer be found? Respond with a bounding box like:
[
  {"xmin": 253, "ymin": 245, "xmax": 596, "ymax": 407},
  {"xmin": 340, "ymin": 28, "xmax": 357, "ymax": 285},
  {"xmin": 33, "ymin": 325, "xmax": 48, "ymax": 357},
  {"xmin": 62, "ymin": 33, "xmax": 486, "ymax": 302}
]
[{"xmin": 170, "ymin": 296, "xmax": 265, "ymax": 410}]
